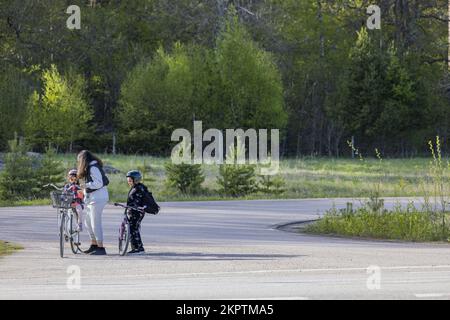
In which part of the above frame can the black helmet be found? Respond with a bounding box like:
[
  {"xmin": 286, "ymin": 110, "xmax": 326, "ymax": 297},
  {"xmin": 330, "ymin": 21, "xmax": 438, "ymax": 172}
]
[{"xmin": 126, "ymin": 170, "xmax": 142, "ymax": 183}]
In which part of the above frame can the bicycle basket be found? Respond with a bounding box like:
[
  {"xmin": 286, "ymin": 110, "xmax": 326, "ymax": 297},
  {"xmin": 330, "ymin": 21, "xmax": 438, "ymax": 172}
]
[{"xmin": 50, "ymin": 191, "xmax": 73, "ymax": 209}]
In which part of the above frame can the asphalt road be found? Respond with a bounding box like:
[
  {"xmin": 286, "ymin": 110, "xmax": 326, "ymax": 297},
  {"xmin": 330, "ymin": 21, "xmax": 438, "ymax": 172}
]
[{"xmin": 1, "ymin": 198, "xmax": 450, "ymax": 300}]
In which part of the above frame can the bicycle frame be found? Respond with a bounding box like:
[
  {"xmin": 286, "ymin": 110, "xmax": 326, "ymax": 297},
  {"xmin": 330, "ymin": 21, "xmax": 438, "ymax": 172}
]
[
  {"xmin": 57, "ymin": 208, "xmax": 78, "ymax": 236},
  {"xmin": 114, "ymin": 203, "xmax": 145, "ymax": 256},
  {"xmin": 119, "ymin": 209, "xmax": 129, "ymax": 241},
  {"xmin": 45, "ymin": 184, "xmax": 83, "ymax": 256}
]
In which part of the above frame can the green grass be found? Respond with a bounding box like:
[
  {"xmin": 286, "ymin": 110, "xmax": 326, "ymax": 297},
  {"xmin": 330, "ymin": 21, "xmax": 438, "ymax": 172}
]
[
  {"xmin": 1, "ymin": 155, "xmax": 448, "ymax": 206},
  {"xmin": 305, "ymin": 204, "xmax": 450, "ymax": 242},
  {"xmin": 0, "ymin": 241, "xmax": 22, "ymax": 256}
]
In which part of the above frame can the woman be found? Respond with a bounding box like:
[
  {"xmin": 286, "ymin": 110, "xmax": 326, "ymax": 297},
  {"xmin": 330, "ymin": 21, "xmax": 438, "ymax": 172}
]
[{"xmin": 77, "ymin": 150, "xmax": 110, "ymax": 255}]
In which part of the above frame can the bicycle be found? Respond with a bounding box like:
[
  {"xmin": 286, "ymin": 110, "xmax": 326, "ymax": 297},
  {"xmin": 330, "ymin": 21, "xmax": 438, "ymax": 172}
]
[
  {"xmin": 44, "ymin": 184, "xmax": 83, "ymax": 257},
  {"xmin": 114, "ymin": 203, "xmax": 146, "ymax": 256}
]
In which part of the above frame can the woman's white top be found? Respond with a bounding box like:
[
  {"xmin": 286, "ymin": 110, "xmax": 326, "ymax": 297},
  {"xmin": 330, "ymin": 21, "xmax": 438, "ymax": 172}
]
[{"xmin": 84, "ymin": 160, "xmax": 109, "ymax": 204}]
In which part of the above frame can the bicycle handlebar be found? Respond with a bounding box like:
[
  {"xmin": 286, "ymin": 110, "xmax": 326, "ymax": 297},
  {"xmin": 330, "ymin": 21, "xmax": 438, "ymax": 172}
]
[
  {"xmin": 43, "ymin": 183, "xmax": 64, "ymax": 191},
  {"xmin": 114, "ymin": 203, "xmax": 146, "ymax": 213}
]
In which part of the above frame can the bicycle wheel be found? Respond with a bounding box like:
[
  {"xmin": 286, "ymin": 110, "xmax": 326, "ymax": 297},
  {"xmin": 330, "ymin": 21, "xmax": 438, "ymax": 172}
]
[
  {"xmin": 59, "ymin": 212, "xmax": 66, "ymax": 258},
  {"xmin": 69, "ymin": 213, "xmax": 80, "ymax": 254},
  {"xmin": 118, "ymin": 221, "xmax": 131, "ymax": 256}
]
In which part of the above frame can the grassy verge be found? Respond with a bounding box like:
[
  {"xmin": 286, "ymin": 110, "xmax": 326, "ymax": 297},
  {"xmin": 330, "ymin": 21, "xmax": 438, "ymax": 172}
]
[
  {"xmin": 0, "ymin": 241, "xmax": 22, "ymax": 256},
  {"xmin": 1, "ymin": 155, "xmax": 449, "ymax": 206},
  {"xmin": 305, "ymin": 203, "xmax": 450, "ymax": 242},
  {"xmin": 58, "ymin": 155, "xmax": 446, "ymax": 201}
]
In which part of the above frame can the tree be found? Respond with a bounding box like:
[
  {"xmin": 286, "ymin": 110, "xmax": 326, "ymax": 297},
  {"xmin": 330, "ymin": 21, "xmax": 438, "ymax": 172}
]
[
  {"xmin": 216, "ymin": 141, "xmax": 258, "ymax": 197},
  {"xmin": 118, "ymin": 43, "xmax": 208, "ymax": 154},
  {"xmin": 0, "ymin": 138, "xmax": 38, "ymax": 201},
  {"xmin": 165, "ymin": 162, "xmax": 205, "ymax": 195},
  {"xmin": 25, "ymin": 65, "xmax": 93, "ymax": 151},
  {"xmin": 337, "ymin": 28, "xmax": 388, "ymax": 143},
  {"xmin": 213, "ymin": 8, "xmax": 287, "ymax": 130},
  {"xmin": 0, "ymin": 65, "xmax": 30, "ymax": 151},
  {"xmin": 34, "ymin": 147, "xmax": 65, "ymax": 198}
]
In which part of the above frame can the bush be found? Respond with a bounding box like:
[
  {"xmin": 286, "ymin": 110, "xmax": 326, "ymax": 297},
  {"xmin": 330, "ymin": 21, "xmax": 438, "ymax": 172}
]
[
  {"xmin": 0, "ymin": 139, "xmax": 39, "ymax": 201},
  {"xmin": 306, "ymin": 202, "xmax": 450, "ymax": 242},
  {"xmin": 165, "ymin": 162, "xmax": 205, "ymax": 194},
  {"xmin": 25, "ymin": 65, "xmax": 93, "ymax": 152},
  {"xmin": 34, "ymin": 147, "xmax": 65, "ymax": 198},
  {"xmin": 258, "ymin": 175, "xmax": 286, "ymax": 195},
  {"xmin": 0, "ymin": 139, "xmax": 64, "ymax": 201},
  {"xmin": 217, "ymin": 164, "xmax": 258, "ymax": 197}
]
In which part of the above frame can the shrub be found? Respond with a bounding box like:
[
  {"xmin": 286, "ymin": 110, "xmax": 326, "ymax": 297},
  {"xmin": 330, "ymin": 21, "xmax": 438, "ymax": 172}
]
[
  {"xmin": 34, "ymin": 147, "xmax": 65, "ymax": 198},
  {"xmin": 165, "ymin": 162, "xmax": 205, "ymax": 195},
  {"xmin": 258, "ymin": 175, "xmax": 286, "ymax": 195},
  {"xmin": 0, "ymin": 139, "xmax": 64, "ymax": 201},
  {"xmin": 0, "ymin": 139, "xmax": 39, "ymax": 201},
  {"xmin": 25, "ymin": 65, "xmax": 93, "ymax": 152},
  {"xmin": 306, "ymin": 203, "xmax": 450, "ymax": 242},
  {"xmin": 217, "ymin": 164, "xmax": 258, "ymax": 197}
]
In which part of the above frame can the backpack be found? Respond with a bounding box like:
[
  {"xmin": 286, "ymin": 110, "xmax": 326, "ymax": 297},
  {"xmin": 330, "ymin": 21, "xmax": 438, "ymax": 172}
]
[
  {"xmin": 85, "ymin": 163, "xmax": 110, "ymax": 193},
  {"xmin": 143, "ymin": 188, "xmax": 160, "ymax": 215}
]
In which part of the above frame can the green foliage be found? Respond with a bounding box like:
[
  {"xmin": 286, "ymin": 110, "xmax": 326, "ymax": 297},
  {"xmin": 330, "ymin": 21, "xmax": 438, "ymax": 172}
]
[
  {"xmin": 118, "ymin": 43, "xmax": 205, "ymax": 153},
  {"xmin": 335, "ymin": 28, "xmax": 443, "ymax": 152},
  {"xmin": 0, "ymin": 138, "xmax": 64, "ymax": 201},
  {"xmin": 217, "ymin": 164, "xmax": 258, "ymax": 197},
  {"xmin": 0, "ymin": 65, "xmax": 30, "ymax": 151},
  {"xmin": 212, "ymin": 8, "xmax": 287, "ymax": 129},
  {"xmin": 306, "ymin": 204, "xmax": 450, "ymax": 242},
  {"xmin": 165, "ymin": 162, "xmax": 205, "ymax": 195},
  {"xmin": 258, "ymin": 175, "xmax": 286, "ymax": 195},
  {"xmin": 0, "ymin": 138, "xmax": 38, "ymax": 201},
  {"xmin": 118, "ymin": 13, "xmax": 287, "ymax": 153},
  {"xmin": 1, "ymin": 0, "xmax": 450, "ymax": 156},
  {"xmin": 34, "ymin": 147, "xmax": 65, "ymax": 198},
  {"xmin": 25, "ymin": 65, "xmax": 93, "ymax": 151}
]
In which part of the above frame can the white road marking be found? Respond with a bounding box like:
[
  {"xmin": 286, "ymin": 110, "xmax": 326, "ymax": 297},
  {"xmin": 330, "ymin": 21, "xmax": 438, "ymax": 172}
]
[
  {"xmin": 243, "ymin": 297, "xmax": 310, "ymax": 300},
  {"xmin": 99, "ymin": 264, "xmax": 450, "ymax": 279},
  {"xmin": 415, "ymin": 293, "xmax": 448, "ymax": 298}
]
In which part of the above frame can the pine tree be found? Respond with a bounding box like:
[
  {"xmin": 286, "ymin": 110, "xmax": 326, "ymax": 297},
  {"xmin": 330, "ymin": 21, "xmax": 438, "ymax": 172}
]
[
  {"xmin": 216, "ymin": 141, "xmax": 258, "ymax": 197},
  {"xmin": 165, "ymin": 163, "xmax": 205, "ymax": 195},
  {"xmin": 0, "ymin": 138, "xmax": 38, "ymax": 201},
  {"xmin": 34, "ymin": 147, "xmax": 65, "ymax": 198}
]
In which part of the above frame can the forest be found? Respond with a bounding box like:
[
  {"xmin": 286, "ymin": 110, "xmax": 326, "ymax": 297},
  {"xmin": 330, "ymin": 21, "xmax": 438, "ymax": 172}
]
[{"xmin": 0, "ymin": 0, "xmax": 449, "ymax": 157}]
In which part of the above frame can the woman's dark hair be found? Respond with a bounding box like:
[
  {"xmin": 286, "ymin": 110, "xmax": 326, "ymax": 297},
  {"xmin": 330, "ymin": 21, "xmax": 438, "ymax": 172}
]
[{"xmin": 77, "ymin": 150, "xmax": 103, "ymax": 179}]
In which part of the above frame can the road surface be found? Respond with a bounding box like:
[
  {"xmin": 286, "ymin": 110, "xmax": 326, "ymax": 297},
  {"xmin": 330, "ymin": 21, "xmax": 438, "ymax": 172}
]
[{"xmin": 1, "ymin": 198, "xmax": 450, "ymax": 300}]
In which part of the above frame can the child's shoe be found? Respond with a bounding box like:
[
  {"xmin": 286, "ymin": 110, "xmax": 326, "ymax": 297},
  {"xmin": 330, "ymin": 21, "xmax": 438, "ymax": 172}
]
[{"xmin": 127, "ymin": 247, "xmax": 145, "ymax": 254}]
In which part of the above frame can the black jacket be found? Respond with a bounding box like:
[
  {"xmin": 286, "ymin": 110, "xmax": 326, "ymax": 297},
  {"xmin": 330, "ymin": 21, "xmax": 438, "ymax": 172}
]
[{"xmin": 127, "ymin": 183, "xmax": 156, "ymax": 214}]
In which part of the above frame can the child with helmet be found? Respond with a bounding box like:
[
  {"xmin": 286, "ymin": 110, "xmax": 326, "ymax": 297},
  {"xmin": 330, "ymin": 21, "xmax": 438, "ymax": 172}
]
[
  {"xmin": 125, "ymin": 170, "xmax": 159, "ymax": 254},
  {"xmin": 64, "ymin": 169, "xmax": 85, "ymax": 232}
]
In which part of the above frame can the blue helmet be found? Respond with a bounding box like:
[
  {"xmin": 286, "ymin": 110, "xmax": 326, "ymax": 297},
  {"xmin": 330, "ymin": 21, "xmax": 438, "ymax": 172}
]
[{"xmin": 126, "ymin": 170, "xmax": 142, "ymax": 183}]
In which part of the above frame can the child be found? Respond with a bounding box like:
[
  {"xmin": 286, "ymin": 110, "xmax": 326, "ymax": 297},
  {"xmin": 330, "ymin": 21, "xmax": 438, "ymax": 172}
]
[
  {"xmin": 64, "ymin": 169, "xmax": 84, "ymax": 232},
  {"xmin": 125, "ymin": 170, "xmax": 159, "ymax": 254}
]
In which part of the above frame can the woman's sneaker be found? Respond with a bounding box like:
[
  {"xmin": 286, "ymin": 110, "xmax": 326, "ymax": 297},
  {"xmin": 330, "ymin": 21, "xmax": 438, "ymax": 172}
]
[
  {"xmin": 83, "ymin": 244, "xmax": 97, "ymax": 254},
  {"xmin": 90, "ymin": 247, "xmax": 107, "ymax": 255}
]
